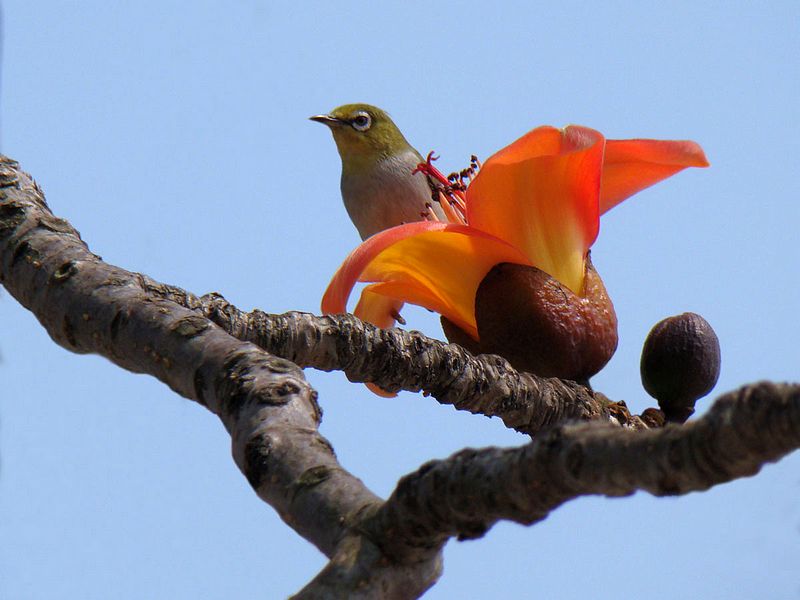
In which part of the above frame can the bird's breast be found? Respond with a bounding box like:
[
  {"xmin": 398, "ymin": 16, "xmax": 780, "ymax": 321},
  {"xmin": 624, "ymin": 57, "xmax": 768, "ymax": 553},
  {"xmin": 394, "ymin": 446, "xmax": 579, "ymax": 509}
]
[{"xmin": 341, "ymin": 151, "xmax": 443, "ymax": 239}]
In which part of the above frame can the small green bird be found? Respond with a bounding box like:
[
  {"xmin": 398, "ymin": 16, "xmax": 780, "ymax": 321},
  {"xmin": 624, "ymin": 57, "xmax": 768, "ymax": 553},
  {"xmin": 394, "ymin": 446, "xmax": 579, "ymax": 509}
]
[{"xmin": 311, "ymin": 103, "xmax": 445, "ymax": 240}]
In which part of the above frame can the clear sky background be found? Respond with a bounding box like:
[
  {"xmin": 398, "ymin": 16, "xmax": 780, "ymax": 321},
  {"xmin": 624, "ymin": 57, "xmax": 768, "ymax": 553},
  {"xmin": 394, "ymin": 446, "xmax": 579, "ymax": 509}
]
[{"xmin": 1, "ymin": 2, "xmax": 798, "ymax": 599}]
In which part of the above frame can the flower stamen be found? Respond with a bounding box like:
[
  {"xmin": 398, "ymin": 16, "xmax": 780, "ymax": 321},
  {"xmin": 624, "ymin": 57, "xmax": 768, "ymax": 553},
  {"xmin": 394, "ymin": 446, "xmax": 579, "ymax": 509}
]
[
  {"xmin": 422, "ymin": 202, "xmax": 443, "ymax": 222},
  {"xmin": 436, "ymin": 190, "xmax": 466, "ymax": 224},
  {"xmin": 414, "ymin": 151, "xmax": 476, "ymax": 225},
  {"xmin": 390, "ymin": 307, "xmax": 407, "ymax": 325}
]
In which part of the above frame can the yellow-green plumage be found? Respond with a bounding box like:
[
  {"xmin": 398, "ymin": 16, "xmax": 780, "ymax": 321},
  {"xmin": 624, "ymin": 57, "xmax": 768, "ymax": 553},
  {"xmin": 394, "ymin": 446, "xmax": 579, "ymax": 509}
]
[{"xmin": 311, "ymin": 103, "xmax": 445, "ymax": 240}]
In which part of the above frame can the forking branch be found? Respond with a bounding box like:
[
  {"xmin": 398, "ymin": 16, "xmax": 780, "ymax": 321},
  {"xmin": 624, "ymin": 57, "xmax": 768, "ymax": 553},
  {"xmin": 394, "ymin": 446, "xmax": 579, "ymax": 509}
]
[{"xmin": 1, "ymin": 156, "xmax": 797, "ymax": 599}]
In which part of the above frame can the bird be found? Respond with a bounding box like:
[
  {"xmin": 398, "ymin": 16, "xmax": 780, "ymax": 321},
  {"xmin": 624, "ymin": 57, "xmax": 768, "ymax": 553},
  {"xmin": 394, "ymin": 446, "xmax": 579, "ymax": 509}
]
[{"xmin": 310, "ymin": 103, "xmax": 445, "ymax": 240}]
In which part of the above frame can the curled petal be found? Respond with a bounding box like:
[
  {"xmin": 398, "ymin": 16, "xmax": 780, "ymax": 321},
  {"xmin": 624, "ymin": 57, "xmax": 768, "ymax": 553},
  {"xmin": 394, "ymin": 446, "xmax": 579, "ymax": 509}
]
[
  {"xmin": 354, "ymin": 287, "xmax": 405, "ymax": 330},
  {"xmin": 326, "ymin": 286, "xmax": 405, "ymax": 398},
  {"xmin": 322, "ymin": 222, "xmax": 530, "ymax": 340},
  {"xmin": 466, "ymin": 125, "xmax": 605, "ymax": 294},
  {"xmin": 352, "ymin": 287, "xmax": 412, "ymax": 398},
  {"xmin": 600, "ymin": 139, "xmax": 710, "ymax": 214},
  {"xmin": 359, "ymin": 228, "xmax": 531, "ymax": 339},
  {"xmin": 322, "ymin": 221, "xmax": 452, "ymax": 316},
  {"xmin": 365, "ymin": 382, "xmax": 397, "ymax": 398},
  {"xmin": 340, "ymin": 286, "xmax": 407, "ymax": 398}
]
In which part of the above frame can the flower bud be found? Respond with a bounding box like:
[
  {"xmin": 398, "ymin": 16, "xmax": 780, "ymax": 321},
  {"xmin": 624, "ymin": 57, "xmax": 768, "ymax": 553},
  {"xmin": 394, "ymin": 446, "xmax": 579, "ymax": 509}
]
[{"xmin": 640, "ymin": 312, "xmax": 721, "ymax": 423}]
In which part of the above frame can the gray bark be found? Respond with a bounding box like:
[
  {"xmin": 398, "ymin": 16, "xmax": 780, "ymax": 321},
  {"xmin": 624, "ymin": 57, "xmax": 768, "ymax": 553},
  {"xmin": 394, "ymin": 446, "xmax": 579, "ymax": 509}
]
[{"xmin": 1, "ymin": 156, "xmax": 797, "ymax": 598}]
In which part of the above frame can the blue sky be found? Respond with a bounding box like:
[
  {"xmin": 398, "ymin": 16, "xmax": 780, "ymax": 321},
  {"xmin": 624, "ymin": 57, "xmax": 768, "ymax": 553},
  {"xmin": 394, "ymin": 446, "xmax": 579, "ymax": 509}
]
[{"xmin": 1, "ymin": 2, "xmax": 798, "ymax": 598}]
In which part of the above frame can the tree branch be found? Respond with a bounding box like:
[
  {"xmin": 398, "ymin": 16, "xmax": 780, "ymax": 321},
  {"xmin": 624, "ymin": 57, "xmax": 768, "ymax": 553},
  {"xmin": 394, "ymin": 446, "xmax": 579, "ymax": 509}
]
[
  {"xmin": 359, "ymin": 381, "xmax": 799, "ymax": 562},
  {"xmin": 2, "ymin": 155, "xmax": 797, "ymax": 599},
  {"xmin": 141, "ymin": 280, "xmax": 657, "ymax": 435},
  {"xmin": 0, "ymin": 156, "xmax": 441, "ymax": 598}
]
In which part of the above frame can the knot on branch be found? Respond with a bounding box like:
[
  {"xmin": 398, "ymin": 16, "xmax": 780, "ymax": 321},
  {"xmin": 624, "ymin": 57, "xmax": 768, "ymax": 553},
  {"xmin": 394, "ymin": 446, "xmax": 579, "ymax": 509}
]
[{"xmin": 215, "ymin": 347, "xmax": 316, "ymax": 418}]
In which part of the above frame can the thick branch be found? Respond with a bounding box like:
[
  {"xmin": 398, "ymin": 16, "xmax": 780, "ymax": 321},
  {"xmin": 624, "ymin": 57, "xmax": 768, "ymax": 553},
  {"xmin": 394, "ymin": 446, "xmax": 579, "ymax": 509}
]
[
  {"xmin": 0, "ymin": 156, "xmax": 442, "ymax": 597},
  {"xmin": 146, "ymin": 291, "xmax": 655, "ymax": 435},
  {"xmin": 3, "ymin": 155, "xmax": 798, "ymax": 599},
  {"xmin": 361, "ymin": 381, "xmax": 800, "ymax": 561},
  {"xmin": 0, "ymin": 157, "xmax": 381, "ymax": 553}
]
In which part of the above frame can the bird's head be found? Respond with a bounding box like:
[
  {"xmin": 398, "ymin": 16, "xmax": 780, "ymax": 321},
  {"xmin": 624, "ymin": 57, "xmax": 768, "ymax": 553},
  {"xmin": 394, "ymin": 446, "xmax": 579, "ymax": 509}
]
[{"xmin": 310, "ymin": 104, "xmax": 415, "ymax": 170}]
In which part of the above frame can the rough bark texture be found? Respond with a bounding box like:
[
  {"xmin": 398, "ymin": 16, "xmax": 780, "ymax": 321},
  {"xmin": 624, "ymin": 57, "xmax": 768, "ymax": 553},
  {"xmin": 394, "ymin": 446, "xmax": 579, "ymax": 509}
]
[
  {"xmin": 166, "ymin": 295, "xmax": 651, "ymax": 435},
  {"xmin": 361, "ymin": 381, "xmax": 799, "ymax": 562},
  {"xmin": 0, "ymin": 157, "xmax": 439, "ymax": 598},
  {"xmin": 1, "ymin": 155, "xmax": 798, "ymax": 599}
]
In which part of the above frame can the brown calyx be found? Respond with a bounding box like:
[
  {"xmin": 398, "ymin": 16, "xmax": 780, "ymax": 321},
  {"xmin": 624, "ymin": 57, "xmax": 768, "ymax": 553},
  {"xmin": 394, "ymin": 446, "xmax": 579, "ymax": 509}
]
[{"xmin": 442, "ymin": 257, "xmax": 618, "ymax": 383}]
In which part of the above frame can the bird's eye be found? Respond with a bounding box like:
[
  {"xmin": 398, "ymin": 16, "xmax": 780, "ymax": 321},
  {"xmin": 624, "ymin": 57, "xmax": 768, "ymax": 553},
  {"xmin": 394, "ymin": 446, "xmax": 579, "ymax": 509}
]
[{"xmin": 351, "ymin": 112, "xmax": 372, "ymax": 132}]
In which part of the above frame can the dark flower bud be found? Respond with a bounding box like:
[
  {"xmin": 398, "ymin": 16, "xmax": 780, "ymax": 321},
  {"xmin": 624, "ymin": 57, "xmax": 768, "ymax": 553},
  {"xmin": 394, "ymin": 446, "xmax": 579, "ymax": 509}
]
[{"xmin": 640, "ymin": 312, "xmax": 721, "ymax": 423}]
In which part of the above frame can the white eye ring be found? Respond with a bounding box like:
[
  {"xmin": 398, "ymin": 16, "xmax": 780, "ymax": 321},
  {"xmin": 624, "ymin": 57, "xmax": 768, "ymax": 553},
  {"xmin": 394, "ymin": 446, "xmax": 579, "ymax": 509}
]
[{"xmin": 351, "ymin": 112, "xmax": 372, "ymax": 132}]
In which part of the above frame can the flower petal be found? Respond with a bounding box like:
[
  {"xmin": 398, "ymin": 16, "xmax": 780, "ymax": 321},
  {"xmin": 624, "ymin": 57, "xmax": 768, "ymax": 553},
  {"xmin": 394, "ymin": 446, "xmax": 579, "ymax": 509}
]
[
  {"xmin": 365, "ymin": 382, "xmax": 397, "ymax": 398},
  {"xmin": 322, "ymin": 222, "xmax": 530, "ymax": 340},
  {"xmin": 329, "ymin": 287, "xmax": 402, "ymax": 398},
  {"xmin": 353, "ymin": 287, "xmax": 405, "ymax": 330},
  {"xmin": 600, "ymin": 139, "xmax": 709, "ymax": 214},
  {"xmin": 360, "ymin": 228, "xmax": 530, "ymax": 338},
  {"xmin": 354, "ymin": 287, "xmax": 417, "ymax": 398},
  {"xmin": 466, "ymin": 125, "xmax": 605, "ymax": 294},
  {"xmin": 322, "ymin": 221, "xmax": 452, "ymax": 316}
]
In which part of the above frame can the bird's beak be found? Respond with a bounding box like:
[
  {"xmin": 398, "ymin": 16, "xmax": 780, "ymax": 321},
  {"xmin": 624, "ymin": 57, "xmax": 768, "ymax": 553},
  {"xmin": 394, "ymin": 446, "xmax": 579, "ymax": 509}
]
[{"xmin": 309, "ymin": 114, "xmax": 344, "ymax": 128}]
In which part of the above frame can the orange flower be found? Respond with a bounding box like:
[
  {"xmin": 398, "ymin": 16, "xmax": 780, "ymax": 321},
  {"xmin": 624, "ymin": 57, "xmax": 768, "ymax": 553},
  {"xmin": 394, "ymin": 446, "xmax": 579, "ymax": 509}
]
[{"xmin": 322, "ymin": 125, "xmax": 708, "ymax": 383}]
